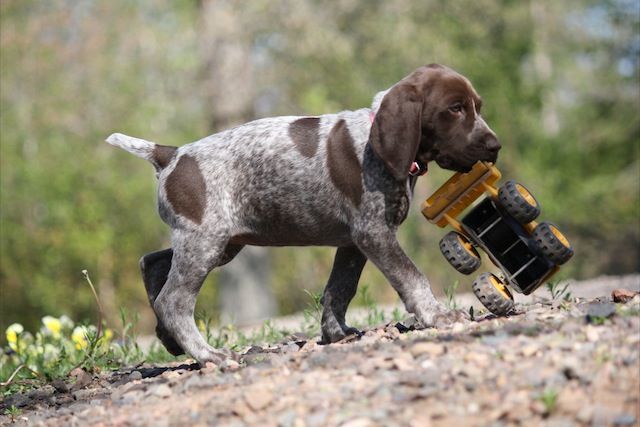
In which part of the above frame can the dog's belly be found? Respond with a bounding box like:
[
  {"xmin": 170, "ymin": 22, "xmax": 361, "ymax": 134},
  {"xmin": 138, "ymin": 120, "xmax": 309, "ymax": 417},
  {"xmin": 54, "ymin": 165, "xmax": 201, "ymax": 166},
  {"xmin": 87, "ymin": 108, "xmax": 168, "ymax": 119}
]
[{"xmin": 229, "ymin": 198, "xmax": 353, "ymax": 247}]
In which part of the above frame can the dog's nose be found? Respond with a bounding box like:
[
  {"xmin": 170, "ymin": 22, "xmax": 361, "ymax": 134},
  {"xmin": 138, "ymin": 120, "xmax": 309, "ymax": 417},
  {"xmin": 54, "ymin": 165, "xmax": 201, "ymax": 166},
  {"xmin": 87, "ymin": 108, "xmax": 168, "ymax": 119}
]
[{"xmin": 485, "ymin": 135, "xmax": 501, "ymax": 152}]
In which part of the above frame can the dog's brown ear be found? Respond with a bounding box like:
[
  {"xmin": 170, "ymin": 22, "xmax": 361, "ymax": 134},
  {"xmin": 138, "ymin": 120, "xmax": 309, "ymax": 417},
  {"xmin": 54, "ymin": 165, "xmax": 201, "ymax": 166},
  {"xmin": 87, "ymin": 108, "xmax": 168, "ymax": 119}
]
[{"xmin": 369, "ymin": 82, "xmax": 423, "ymax": 181}]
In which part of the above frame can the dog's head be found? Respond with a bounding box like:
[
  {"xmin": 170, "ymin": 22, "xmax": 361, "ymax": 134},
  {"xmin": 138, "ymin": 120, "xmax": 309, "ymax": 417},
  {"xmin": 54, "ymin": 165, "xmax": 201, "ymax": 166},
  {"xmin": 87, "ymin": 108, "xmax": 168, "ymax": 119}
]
[{"xmin": 370, "ymin": 64, "xmax": 500, "ymax": 179}]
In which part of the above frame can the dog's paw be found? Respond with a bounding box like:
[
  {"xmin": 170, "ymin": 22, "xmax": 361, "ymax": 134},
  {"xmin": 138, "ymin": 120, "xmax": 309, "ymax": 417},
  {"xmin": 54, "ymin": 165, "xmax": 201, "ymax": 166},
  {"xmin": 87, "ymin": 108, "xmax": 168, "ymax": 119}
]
[
  {"xmin": 320, "ymin": 324, "xmax": 362, "ymax": 344},
  {"xmin": 413, "ymin": 304, "xmax": 470, "ymax": 329},
  {"xmin": 195, "ymin": 347, "xmax": 230, "ymax": 368}
]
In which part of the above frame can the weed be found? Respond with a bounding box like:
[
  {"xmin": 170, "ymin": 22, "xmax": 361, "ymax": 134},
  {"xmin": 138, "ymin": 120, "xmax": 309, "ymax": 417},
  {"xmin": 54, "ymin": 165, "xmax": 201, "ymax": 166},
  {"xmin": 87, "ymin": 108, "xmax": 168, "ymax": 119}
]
[
  {"xmin": 3, "ymin": 405, "xmax": 22, "ymax": 422},
  {"xmin": 546, "ymin": 281, "xmax": 572, "ymax": 302},
  {"xmin": 302, "ymin": 289, "xmax": 323, "ymax": 335},
  {"xmin": 391, "ymin": 307, "xmax": 404, "ymax": 322},
  {"xmin": 360, "ymin": 284, "xmax": 385, "ymax": 326},
  {"xmin": 443, "ymin": 280, "xmax": 460, "ymax": 310},
  {"xmin": 539, "ymin": 388, "xmax": 558, "ymax": 414}
]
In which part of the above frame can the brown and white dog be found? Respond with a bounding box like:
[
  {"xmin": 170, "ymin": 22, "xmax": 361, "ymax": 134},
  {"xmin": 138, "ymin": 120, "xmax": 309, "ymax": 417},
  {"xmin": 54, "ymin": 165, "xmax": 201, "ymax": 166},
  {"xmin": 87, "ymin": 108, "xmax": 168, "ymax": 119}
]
[{"xmin": 107, "ymin": 64, "xmax": 500, "ymax": 365}]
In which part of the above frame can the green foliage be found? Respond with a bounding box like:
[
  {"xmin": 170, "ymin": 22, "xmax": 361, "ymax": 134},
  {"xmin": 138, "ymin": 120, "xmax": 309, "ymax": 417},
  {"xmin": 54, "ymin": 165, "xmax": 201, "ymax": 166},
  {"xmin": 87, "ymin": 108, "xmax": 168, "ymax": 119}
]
[
  {"xmin": 3, "ymin": 405, "xmax": 22, "ymax": 422},
  {"xmin": 1, "ymin": 0, "xmax": 638, "ymax": 336},
  {"xmin": 545, "ymin": 281, "xmax": 573, "ymax": 302},
  {"xmin": 302, "ymin": 290, "xmax": 323, "ymax": 336},
  {"xmin": 539, "ymin": 388, "xmax": 559, "ymax": 414},
  {"xmin": 444, "ymin": 280, "xmax": 460, "ymax": 310},
  {"xmin": 359, "ymin": 284, "xmax": 386, "ymax": 327}
]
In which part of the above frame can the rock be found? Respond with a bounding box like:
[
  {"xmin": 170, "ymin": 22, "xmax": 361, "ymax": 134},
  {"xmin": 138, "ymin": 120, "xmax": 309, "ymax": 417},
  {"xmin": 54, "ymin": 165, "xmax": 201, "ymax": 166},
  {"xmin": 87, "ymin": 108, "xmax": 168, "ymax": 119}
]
[
  {"xmin": 613, "ymin": 414, "xmax": 637, "ymax": 426},
  {"xmin": 69, "ymin": 368, "xmax": 92, "ymax": 391},
  {"xmin": 148, "ymin": 384, "xmax": 172, "ymax": 398},
  {"xmin": 244, "ymin": 388, "xmax": 273, "ymax": 411},
  {"xmin": 51, "ymin": 379, "xmax": 69, "ymax": 394},
  {"xmin": 341, "ymin": 417, "xmax": 376, "ymax": 427},
  {"xmin": 584, "ymin": 302, "xmax": 617, "ymax": 322},
  {"xmin": 392, "ymin": 356, "xmax": 414, "ymax": 371},
  {"xmin": 220, "ymin": 359, "xmax": 241, "ymax": 372},
  {"xmin": 128, "ymin": 371, "xmax": 143, "ymax": 381},
  {"xmin": 409, "ymin": 342, "xmax": 445, "ymax": 357},
  {"xmin": 584, "ymin": 325, "xmax": 600, "ymax": 342},
  {"xmin": 575, "ymin": 405, "xmax": 593, "ymax": 423},
  {"xmin": 611, "ymin": 289, "xmax": 638, "ymax": 303},
  {"xmin": 280, "ymin": 343, "xmax": 300, "ymax": 354}
]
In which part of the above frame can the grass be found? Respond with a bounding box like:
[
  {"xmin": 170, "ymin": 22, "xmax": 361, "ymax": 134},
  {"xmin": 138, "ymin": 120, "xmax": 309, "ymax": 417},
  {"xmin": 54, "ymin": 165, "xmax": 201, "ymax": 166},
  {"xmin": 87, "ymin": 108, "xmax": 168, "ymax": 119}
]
[
  {"xmin": 546, "ymin": 280, "xmax": 572, "ymax": 302},
  {"xmin": 3, "ymin": 405, "xmax": 22, "ymax": 422},
  {"xmin": 538, "ymin": 388, "xmax": 559, "ymax": 414},
  {"xmin": 443, "ymin": 280, "xmax": 460, "ymax": 310},
  {"xmin": 1, "ymin": 275, "xmax": 407, "ymax": 398}
]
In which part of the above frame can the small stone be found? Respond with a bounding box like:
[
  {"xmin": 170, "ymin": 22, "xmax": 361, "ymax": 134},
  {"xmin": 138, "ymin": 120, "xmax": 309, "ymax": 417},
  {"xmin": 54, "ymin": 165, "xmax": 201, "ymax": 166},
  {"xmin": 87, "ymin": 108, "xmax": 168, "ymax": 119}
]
[
  {"xmin": 51, "ymin": 379, "xmax": 69, "ymax": 393},
  {"xmin": 128, "ymin": 371, "xmax": 142, "ymax": 381},
  {"xmin": 149, "ymin": 384, "xmax": 172, "ymax": 398},
  {"xmin": 69, "ymin": 368, "xmax": 92, "ymax": 391},
  {"xmin": 341, "ymin": 417, "xmax": 375, "ymax": 427},
  {"xmin": 585, "ymin": 302, "xmax": 617, "ymax": 322},
  {"xmin": 409, "ymin": 342, "xmax": 445, "ymax": 357},
  {"xmin": 280, "ymin": 343, "xmax": 300, "ymax": 354},
  {"xmin": 613, "ymin": 414, "xmax": 637, "ymax": 426},
  {"xmin": 575, "ymin": 405, "xmax": 593, "ymax": 423},
  {"xmin": 451, "ymin": 322, "xmax": 466, "ymax": 333},
  {"xmin": 409, "ymin": 414, "xmax": 432, "ymax": 427},
  {"xmin": 585, "ymin": 325, "xmax": 600, "ymax": 342},
  {"xmin": 520, "ymin": 344, "xmax": 539, "ymax": 357},
  {"xmin": 220, "ymin": 359, "xmax": 241, "ymax": 372},
  {"xmin": 244, "ymin": 388, "xmax": 273, "ymax": 411},
  {"xmin": 392, "ymin": 357, "xmax": 413, "ymax": 371},
  {"xmin": 161, "ymin": 370, "xmax": 181, "ymax": 380},
  {"xmin": 611, "ymin": 289, "xmax": 638, "ymax": 303},
  {"xmin": 384, "ymin": 326, "xmax": 401, "ymax": 340}
]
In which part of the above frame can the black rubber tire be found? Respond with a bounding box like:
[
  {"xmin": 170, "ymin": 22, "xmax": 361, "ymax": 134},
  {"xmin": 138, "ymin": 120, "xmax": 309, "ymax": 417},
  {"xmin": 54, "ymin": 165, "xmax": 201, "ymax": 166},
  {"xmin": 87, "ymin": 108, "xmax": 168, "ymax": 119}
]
[
  {"xmin": 472, "ymin": 273, "xmax": 514, "ymax": 316},
  {"xmin": 439, "ymin": 231, "xmax": 481, "ymax": 275},
  {"xmin": 498, "ymin": 180, "xmax": 541, "ymax": 224},
  {"xmin": 532, "ymin": 222, "xmax": 573, "ymax": 265}
]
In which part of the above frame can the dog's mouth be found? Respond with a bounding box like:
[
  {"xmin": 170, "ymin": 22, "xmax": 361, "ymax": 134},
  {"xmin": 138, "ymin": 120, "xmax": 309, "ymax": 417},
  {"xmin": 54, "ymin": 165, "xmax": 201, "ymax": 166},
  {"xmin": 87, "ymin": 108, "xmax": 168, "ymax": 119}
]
[{"xmin": 433, "ymin": 149, "xmax": 498, "ymax": 173}]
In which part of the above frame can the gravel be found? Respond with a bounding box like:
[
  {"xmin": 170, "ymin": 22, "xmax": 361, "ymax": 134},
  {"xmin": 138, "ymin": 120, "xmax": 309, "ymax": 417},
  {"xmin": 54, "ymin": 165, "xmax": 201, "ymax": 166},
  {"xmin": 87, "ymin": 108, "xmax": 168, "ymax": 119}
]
[{"xmin": 1, "ymin": 276, "xmax": 638, "ymax": 427}]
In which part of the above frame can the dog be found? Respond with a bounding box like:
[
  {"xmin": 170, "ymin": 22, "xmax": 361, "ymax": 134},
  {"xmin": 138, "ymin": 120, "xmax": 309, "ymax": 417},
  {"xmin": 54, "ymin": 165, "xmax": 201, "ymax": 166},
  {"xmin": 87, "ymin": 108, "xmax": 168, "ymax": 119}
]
[{"xmin": 106, "ymin": 64, "xmax": 500, "ymax": 365}]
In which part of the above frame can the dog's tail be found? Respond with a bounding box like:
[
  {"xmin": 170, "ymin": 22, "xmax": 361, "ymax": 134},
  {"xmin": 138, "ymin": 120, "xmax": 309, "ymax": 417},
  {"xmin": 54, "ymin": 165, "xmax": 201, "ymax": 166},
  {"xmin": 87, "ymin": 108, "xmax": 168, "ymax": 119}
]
[{"xmin": 106, "ymin": 133, "xmax": 177, "ymax": 172}]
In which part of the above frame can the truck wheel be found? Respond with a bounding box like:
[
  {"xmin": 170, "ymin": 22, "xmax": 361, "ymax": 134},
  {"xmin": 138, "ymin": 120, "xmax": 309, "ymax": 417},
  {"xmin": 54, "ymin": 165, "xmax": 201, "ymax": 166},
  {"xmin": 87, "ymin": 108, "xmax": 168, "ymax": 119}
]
[
  {"xmin": 472, "ymin": 273, "xmax": 514, "ymax": 316},
  {"xmin": 439, "ymin": 231, "xmax": 481, "ymax": 275},
  {"xmin": 532, "ymin": 222, "xmax": 573, "ymax": 265},
  {"xmin": 498, "ymin": 180, "xmax": 540, "ymax": 224}
]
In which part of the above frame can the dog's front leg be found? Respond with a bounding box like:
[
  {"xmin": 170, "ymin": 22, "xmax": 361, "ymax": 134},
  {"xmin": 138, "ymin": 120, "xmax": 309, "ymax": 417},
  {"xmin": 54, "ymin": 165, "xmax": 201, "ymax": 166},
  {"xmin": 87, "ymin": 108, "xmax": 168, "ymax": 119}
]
[{"xmin": 353, "ymin": 227, "xmax": 464, "ymax": 328}]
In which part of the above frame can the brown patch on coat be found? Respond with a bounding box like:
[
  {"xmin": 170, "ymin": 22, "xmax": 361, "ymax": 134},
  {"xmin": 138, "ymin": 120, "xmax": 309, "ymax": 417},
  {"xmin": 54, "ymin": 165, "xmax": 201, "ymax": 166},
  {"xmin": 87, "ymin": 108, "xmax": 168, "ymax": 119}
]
[
  {"xmin": 164, "ymin": 155, "xmax": 206, "ymax": 224},
  {"xmin": 289, "ymin": 117, "xmax": 320, "ymax": 157},
  {"xmin": 326, "ymin": 120, "xmax": 363, "ymax": 207},
  {"xmin": 153, "ymin": 145, "xmax": 177, "ymax": 169}
]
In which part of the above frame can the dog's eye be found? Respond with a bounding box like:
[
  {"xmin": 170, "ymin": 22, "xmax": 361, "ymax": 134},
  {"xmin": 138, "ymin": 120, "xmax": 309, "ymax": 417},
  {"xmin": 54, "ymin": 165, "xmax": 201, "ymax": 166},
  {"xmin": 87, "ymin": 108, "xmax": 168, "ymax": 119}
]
[{"xmin": 448, "ymin": 103, "xmax": 463, "ymax": 114}]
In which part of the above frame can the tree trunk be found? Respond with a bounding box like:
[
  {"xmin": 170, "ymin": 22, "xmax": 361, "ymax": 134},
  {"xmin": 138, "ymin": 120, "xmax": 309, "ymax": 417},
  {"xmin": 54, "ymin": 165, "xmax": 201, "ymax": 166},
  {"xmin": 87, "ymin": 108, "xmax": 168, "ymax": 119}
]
[{"xmin": 197, "ymin": 0, "xmax": 277, "ymax": 325}]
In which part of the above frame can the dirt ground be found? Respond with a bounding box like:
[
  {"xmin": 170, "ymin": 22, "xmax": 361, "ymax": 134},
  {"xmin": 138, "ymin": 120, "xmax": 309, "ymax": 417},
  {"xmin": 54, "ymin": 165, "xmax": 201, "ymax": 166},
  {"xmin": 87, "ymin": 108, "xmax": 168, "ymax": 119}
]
[{"xmin": 2, "ymin": 275, "xmax": 639, "ymax": 427}]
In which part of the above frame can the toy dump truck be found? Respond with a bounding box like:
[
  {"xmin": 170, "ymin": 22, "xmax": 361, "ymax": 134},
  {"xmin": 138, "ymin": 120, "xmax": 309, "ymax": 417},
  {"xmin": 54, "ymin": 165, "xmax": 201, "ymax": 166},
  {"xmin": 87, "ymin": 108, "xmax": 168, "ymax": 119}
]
[{"xmin": 422, "ymin": 162, "xmax": 573, "ymax": 315}]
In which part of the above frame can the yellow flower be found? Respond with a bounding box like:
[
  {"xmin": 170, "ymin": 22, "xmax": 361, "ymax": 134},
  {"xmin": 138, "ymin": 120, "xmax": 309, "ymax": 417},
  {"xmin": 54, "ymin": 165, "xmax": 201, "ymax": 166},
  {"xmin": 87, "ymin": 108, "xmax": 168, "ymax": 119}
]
[
  {"xmin": 6, "ymin": 323, "xmax": 23, "ymax": 351},
  {"xmin": 42, "ymin": 316, "xmax": 62, "ymax": 338},
  {"xmin": 72, "ymin": 326, "xmax": 89, "ymax": 350}
]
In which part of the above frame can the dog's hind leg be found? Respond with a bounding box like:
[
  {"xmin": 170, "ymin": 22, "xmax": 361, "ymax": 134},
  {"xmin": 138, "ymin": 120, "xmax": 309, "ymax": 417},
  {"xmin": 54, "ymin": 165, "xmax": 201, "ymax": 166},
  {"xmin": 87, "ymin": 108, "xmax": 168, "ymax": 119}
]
[
  {"xmin": 320, "ymin": 246, "xmax": 367, "ymax": 343},
  {"xmin": 141, "ymin": 244, "xmax": 244, "ymax": 358},
  {"xmin": 140, "ymin": 248, "xmax": 184, "ymax": 356},
  {"xmin": 153, "ymin": 232, "xmax": 239, "ymax": 366}
]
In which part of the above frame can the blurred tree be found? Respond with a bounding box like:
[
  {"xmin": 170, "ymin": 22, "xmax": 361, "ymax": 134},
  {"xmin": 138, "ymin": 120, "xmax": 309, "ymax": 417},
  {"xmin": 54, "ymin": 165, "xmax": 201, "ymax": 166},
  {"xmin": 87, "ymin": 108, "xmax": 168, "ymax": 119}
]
[{"xmin": 197, "ymin": 0, "xmax": 277, "ymax": 325}]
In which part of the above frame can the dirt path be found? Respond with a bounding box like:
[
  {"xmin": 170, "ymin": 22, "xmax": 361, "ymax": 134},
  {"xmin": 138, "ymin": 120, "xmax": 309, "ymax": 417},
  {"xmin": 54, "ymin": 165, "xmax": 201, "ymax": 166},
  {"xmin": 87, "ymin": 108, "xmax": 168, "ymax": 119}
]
[{"xmin": 2, "ymin": 278, "xmax": 639, "ymax": 427}]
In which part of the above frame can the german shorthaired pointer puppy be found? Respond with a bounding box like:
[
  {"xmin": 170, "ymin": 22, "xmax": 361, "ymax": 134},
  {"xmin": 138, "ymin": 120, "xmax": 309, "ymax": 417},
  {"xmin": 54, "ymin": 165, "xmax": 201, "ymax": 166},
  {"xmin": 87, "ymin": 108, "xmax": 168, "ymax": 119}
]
[{"xmin": 107, "ymin": 64, "xmax": 500, "ymax": 365}]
